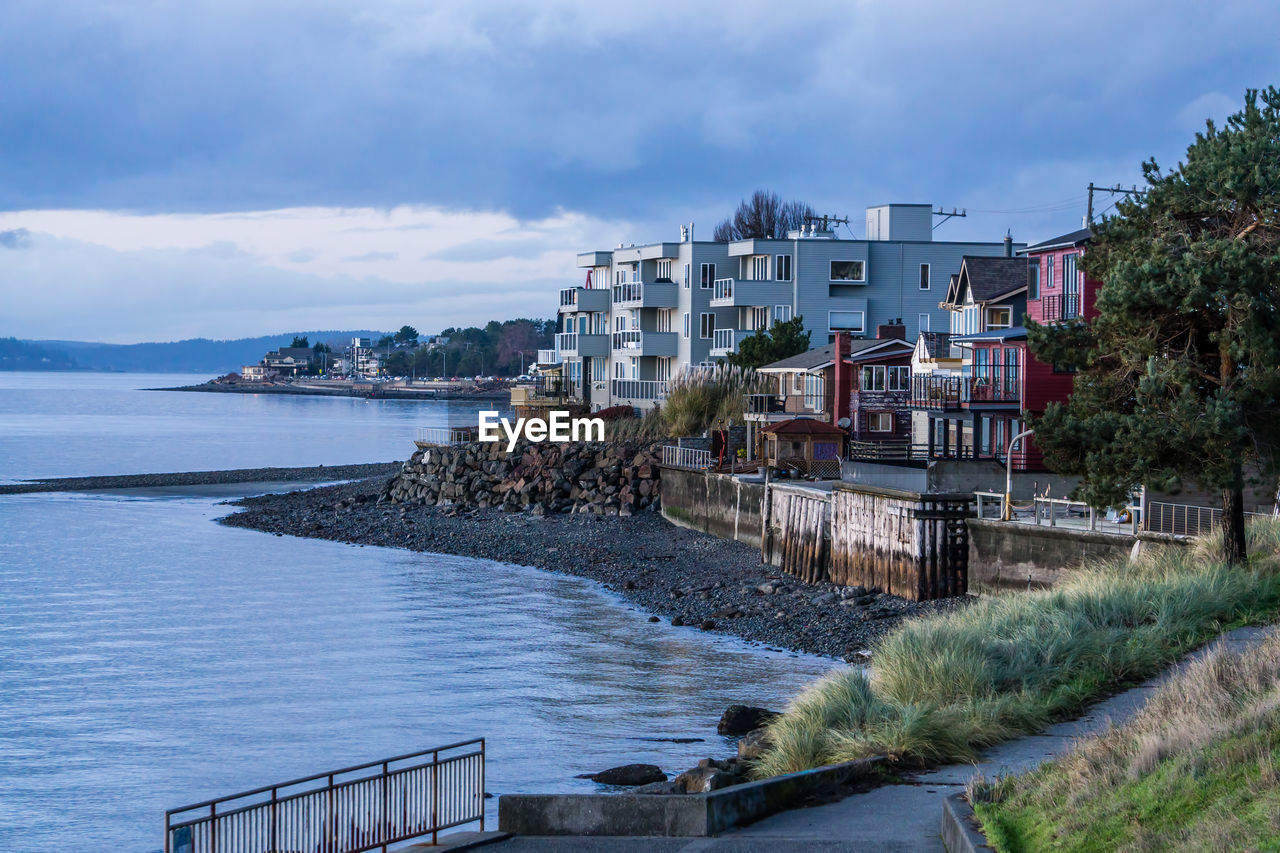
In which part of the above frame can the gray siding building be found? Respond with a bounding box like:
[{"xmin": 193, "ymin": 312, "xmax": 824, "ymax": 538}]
[{"xmin": 556, "ymin": 205, "xmax": 1021, "ymax": 411}]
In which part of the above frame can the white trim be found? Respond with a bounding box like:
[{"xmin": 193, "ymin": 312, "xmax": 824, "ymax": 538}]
[
  {"xmin": 828, "ymin": 309, "xmax": 865, "ymax": 333},
  {"xmin": 829, "ymin": 259, "xmax": 866, "ymax": 282},
  {"xmin": 919, "ymin": 262, "xmax": 930, "ymax": 290}
]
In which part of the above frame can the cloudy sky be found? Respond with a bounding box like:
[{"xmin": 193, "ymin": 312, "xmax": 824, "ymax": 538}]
[{"xmin": 1, "ymin": 0, "xmax": 1276, "ymax": 343}]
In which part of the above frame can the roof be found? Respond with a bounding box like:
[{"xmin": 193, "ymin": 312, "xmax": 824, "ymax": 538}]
[
  {"xmin": 951, "ymin": 326, "xmax": 1028, "ymax": 343},
  {"xmin": 917, "ymin": 332, "xmax": 954, "ymax": 359},
  {"xmin": 956, "ymin": 256, "xmax": 1030, "ymax": 304},
  {"xmin": 760, "ymin": 417, "xmax": 848, "ymax": 436},
  {"xmin": 1019, "ymin": 227, "xmax": 1092, "ymax": 255},
  {"xmin": 757, "ymin": 338, "xmax": 914, "ymax": 373}
]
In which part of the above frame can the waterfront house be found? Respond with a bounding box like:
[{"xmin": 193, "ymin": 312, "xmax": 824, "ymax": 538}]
[
  {"xmin": 759, "ymin": 417, "xmax": 848, "ymax": 478},
  {"xmin": 241, "ymin": 364, "xmax": 278, "ymax": 382},
  {"xmin": 262, "ymin": 346, "xmax": 316, "ymax": 377},
  {"xmin": 558, "ymin": 206, "xmax": 1022, "ymax": 412}
]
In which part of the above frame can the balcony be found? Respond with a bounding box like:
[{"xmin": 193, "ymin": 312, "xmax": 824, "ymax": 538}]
[
  {"xmin": 611, "ymin": 378, "xmax": 669, "ymax": 402},
  {"xmin": 611, "ymin": 330, "xmax": 678, "ymax": 357},
  {"xmin": 555, "ymin": 331, "xmax": 610, "ymax": 358},
  {"xmin": 536, "ymin": 348, "xmax": 560, "ymax": 365},
  {"xmin": 910, "ymin": 375, "xmax": 964, "ymax": 411},
  {"xmin": 710, "ymin": 327, "xmax": 752, "ymax": 356},
  {"xmin": 966, "ymin": 368, "xmax": 1021, "ymax": 405},
  {"xmin": 1041, "ymin": 293, "xmax": 1081, "ymax": 322},
  {"xmin": 611, "ymin": 281, "xmax": 679, "ymax": 308},
  {"xmin": 558, "ymin": 286, "xmax": 611, "ymax": 314},
  {"xmin": 744, "ymin": 393, "xmax": 825, "ymax": 422},
  {"xmin": 709, "ymin": 277, "xmax": 792, "ymax": 308}
]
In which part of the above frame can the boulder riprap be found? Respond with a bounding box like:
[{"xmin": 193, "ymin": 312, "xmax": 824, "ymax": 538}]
[
  {"xmin": 717, "ymin": 705, "xmax": 780, "ymax": 735},
  {"xmin": 382, "ymin": 439, "xmax": 662, "ymax": 516},
  {"xmin": 576, "ymin": 763, "xmax": 667, "ymax": 786}
]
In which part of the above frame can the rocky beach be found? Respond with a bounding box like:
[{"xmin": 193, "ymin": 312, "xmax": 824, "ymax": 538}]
[{"xmin": 221, "ymin": 474, "xmax": 967, "ymax": 661}]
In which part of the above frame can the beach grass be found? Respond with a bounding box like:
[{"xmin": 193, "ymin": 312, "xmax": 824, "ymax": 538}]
[{"xmin": 751, "ymin": 518, "xmax": 1280, "ymax": 779}]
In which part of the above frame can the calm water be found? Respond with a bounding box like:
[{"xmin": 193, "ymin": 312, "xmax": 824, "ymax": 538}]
[{"xmin": 0, "ymin": 373, "xmax": 838, "ymax": 852}]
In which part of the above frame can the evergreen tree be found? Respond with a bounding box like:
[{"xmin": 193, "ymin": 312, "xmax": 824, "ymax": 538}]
[
  {"xmin": 1029, "ymin": 87, "xmax": 1280, "ymax": 564},
  {"xmin": 290, "ymin": 335, "xmax": 309, "ymax": 348},
  {"xmin": 726, "ymin": 316, "xmax": 811, "ymax": 369}
]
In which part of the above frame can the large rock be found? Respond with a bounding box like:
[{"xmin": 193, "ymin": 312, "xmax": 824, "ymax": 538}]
[
  {"xmin": 737, "ymin": 729, "xmax": 771, "ymax": 760},
  {"xmin": 577, "ymin": 763, "xmax": 667, "ymax": 786},
  {"xmin": 717, "ymin": 705, "xmax": 780, "ymax": 735}
]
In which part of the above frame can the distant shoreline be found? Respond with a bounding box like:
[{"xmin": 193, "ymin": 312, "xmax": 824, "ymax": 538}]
[
  {"xmin": 0, "ymin": 462, "xmax": 403, "ymax": 495},
  {"xmin": 154, "ymin": 380, "xmax": 511, "ymax": 402}
]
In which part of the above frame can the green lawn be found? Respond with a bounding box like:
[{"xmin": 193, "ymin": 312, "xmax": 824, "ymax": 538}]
[{"xmin": 752, "ymin": 520, "xmax": 1280, "ymax": 779}]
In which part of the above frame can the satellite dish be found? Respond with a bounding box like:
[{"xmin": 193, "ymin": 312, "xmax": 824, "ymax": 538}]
[{"xmin": 837, "ymin": 417, "xmax": 851, "ymax": 429}]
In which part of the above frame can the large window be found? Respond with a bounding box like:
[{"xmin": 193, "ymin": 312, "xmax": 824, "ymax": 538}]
[
  {"xmin": 774, "ymin": 304, "xmax": 793, "ymax": 322},
  {"xmin": 699, "ymin": 312, "xmax": 715, "ymax": 339},
  {"xmin": 986, "ymin": 307, "xmax": 1012, "ymax": 329},
  {"xmin": 775, "ymin": 254, "xmax": 792, "ymax": 282},
  {"xmin": 829, "ymin": 310, "xmax": 865, "ymax": 333},
  {"xmin": 867, "ymin": 413, "xmax": 894, "ymax": 432},
  {"xmin": 750, "ymin": 255, "xmax": 769, "ymax": 280},
  {"xmin": 699, "ymin": 263, "xmax": 716, "ymax": 289},
  {"xmin": 1063, "ymin": 253, "xmax": 1080, "ymax": 296},
  {"xmin": 1028, "ymin": 261, "xmax": 1040, "ymax": 300},
  {"xmin": 830, "ymin": 260, "xmax": 865, "ymax": 281},
  {"xmin": 919, "ymin": 313, "xmax": 930, "ymax": 332},
  {"xmin": 919, "ymin": 263, "xmax": 930, "ymax": 290},
  {"xmin": 888, "ymin": 366, "xmax": 910, "ymax": 392},
  {"xmin": 862, "ymin": 365, "xmax": 886, "ymax": 391}
]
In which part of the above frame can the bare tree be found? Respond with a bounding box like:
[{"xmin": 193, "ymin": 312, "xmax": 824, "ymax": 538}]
[{"xmin": 713, "ymin": 191, "xmax": 816, "ymax": 241}]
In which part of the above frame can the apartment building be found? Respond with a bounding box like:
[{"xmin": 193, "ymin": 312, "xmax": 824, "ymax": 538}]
[{"xmin": 558, "ymin": 204, "xmax": 1021, "ymax": 411}]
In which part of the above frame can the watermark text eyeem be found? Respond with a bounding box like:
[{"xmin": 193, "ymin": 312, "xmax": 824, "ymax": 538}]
[{"xmin": 478, "ymin": 410, "xmax": 605, "ymax": 452}]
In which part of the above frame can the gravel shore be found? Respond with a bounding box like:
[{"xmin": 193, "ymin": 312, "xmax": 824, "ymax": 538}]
[
  {"xmin": 221, "ymin": 476, "xmax": 969, "ymax": 660},
  {"xmin": 0, "ymin": 462, "xmax": 403, "ymax": 495}
]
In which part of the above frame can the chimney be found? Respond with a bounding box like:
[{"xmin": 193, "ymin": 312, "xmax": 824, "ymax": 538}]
[
  {"xmin": 833, "ymin": 332, "xmax": 853, "ymax": 429},
  {"xmin": 1003, "ymin": 231, "xmax": 1013, "ymax": 257},
  {"xmin": 876, "ymin": 321, "xmax": 906, "ymax": 340}
]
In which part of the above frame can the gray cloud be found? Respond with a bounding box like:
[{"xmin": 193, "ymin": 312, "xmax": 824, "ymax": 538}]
[
  {"xmin": 343, "ymin": 251, "xmax": 399, "ymax": 262},
  {"xmin": 0, "ymin": 228, "xmax": 32, "ymax": 249}
]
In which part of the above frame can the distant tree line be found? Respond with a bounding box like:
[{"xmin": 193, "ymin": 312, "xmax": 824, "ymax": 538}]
[{"xmin": 381, "ymin": 318, "xmax": 554, "ymax": 377}]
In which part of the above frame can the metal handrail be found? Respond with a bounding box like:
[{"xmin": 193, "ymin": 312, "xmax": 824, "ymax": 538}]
[
  {"xmin": 417, "ymin": 426, "xmax": 479, "ymax": 445},
  {"xmin": 662, "ymin": 445, "xmax": 712, "ymax": 469},
  {"xmin": 164, "ymin": 739, "xmax": 484, "ymax": 853}
]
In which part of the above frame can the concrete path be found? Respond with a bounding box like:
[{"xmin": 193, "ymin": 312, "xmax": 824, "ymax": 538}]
[{"xmin": 481, "ymin": 625, "xmax": 1272, "ymax": 852}]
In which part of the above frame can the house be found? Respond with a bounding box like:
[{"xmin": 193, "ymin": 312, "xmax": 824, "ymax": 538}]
[
  {"xmin": 241, "ymin": 364, "xmax": 278, "ymax": 382},
  {"xmin": 758, "ymin": 417, "xmax": 848, "ymax": 478},
  {"xmin": 911, "ymin": 255, "xmax": 1031, "ymax": 464},
  {"xmin": 261, "ymin": 346, "xmax": 315, "ymax": 377},
  {"xmin": 748, "ymin": 325, "xmax": 915, "ymax": 458},
  {"xmin": 558, "ymin": 206, "xmax": 1022, "ymax": 411}
]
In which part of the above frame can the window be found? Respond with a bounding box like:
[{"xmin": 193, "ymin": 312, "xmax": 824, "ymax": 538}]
[
  {"xmin": 748, "ymin": 306, "xmax": 769, "ymax": 330},
  {"xmin": 868, "ymin": 413, "xmax": 894, "ymax": 432},
  {"xmin": 1046, "ymin": 255, "xmax": 1055, "ymax": 289},
  {"xmin": 683, "ymin": 312, "xmax": 690, "ymax": 339},
  {"xmin": 592, "ymin": 359, "xmax": 606, "ymax": 382},
  {"xmin": 829, "ymin": 310, "xmax": 864, "ymax": 334},
  {"xmin": 1028, "ymin": 261, "xmax": 1040, "ymax": 300},
  {"xmin": 614, "ymin": 360, "xmax": 626, "ymax": 379},
  {"xmin": 774, "ymin": 304, "xmax": 793, "ymax": 323},
  {"xmin": 775, "ymin": 254, "xmax": 792, "ymax": 282},
  {"xmin": 986, "ymin": 307, "xmax": 1012, "ymax": 329},
  {"xmin": 615, "ymin": 268, "xmax": 625, "ymax": 285},
  {"xmin": 751, "ymin": 255, "xmax": 769, "ymax": 280},
  {"xmin": 918, "ymin": 313, "xmax": 930, "ymax": 333},
  {"xmin": 919, "ymin": 263, "xmax": 930, "ymax": 290},
  {"xmin": 699, "ymin": 312, "xmax": 715, "ymax": 339},
  {"xmin": 862, "ymin": 365, "xmax": 886, "ymax": 391},
  {"xmin": 888, "ymin": 366, "xmax": 910, "ymax": 392},
  {"xmin": 656, "ymin": 309, "xmax": 673, "ymax": 333},
  {"xmin": 683, "ymin": 263, "xmax": 691, "ymax": 288},
  {"xmin": 700, "ymin": 263, "xmax": 716, "ymax": 289},
  {"xmin": 830, "ymin": 260, "xmax": 865, "ymax": 282},
  {"xmin": 656, "ymin": 358, "xmax": 672, "ymax": 381},
  {"xmin": 804, "ymin": 374, "xmax": 824, "ymax": 412},
  {"xmin": 1063, "ymin": 253, "xmax": 1080, "ymax": 296},
  {"xmin": 656, "ymin": 259, "xmax": 672, "ymax": 282}
]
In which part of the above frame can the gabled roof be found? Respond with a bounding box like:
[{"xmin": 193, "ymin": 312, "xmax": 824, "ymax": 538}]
[
  {"xmin": 1019, "ymin": 227, "xmax": 1092, "ymax": 255},
  {"xmin": 757, "ymin": 338, "xmax": 914, "ymax": 373},
  {"xmin": 950, "ymin": 256, "xmax": 1029, "ymax": 306},
  {"xmin": 760, "ymin": 417, "xmax": 847, "ymax": 436}
]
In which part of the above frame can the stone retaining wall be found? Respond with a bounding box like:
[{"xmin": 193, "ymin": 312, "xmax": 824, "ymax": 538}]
[{"xmin": 383, "ymin": 439, "xmax": 662, "ymax": 515}]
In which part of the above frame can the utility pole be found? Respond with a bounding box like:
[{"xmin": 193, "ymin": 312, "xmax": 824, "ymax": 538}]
[
  {"xmin": 1086, "ymin": 183, "xmax": 1145, "ymax": 225},
  {"xmin": 931, "ymin": 208, "xmax": 967, "ymax": 230},
  {"xmin": 803, "ymin": 214, "xmax": 850, "ymax": 233}
]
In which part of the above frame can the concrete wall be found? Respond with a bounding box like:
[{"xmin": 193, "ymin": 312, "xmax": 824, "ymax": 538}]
[
  {"xmin": 968, "ymin": 519, "xmax": 1185, "ymax": 592},
  {"xmin": 659, "ymin": 466, "xmax": 765, "ymax": 548},
  {"xmin": 840, "ymin": 458, "xmax": 1079, "ymax": 497}
]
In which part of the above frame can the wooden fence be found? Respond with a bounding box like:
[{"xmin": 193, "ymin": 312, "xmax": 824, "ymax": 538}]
[
  {"xmin": 762, "ymin": 487, "xmax": 830, "ymax": 582},
  {"xmin": 829, "ymin": 486, "xmax": 973, "ymax": 600}
]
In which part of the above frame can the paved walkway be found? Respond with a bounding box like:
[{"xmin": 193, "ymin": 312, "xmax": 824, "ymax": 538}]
[{"xmin": 481, "ymin": 625, "xmax": 1272, "ymax": 852}]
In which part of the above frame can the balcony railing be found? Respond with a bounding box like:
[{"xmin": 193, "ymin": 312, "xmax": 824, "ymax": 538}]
[
  {"xmin": 612, "ymin": 281, "xmax": 644, "ymax": 303},
  {"xmin": 745, "ymin": 393, "xmax": 824, "ymax": 416},
  {"xmin": 555, "ymin": 332, "xmax": 578, "ymax": 353},
  {"xmin": 911, "ymin": 375, "xmax": 964, "ymax": 410},
  {"xmin": 713, "ymin": 277, "xmax": 735, "ymax": 301},
  {"xmin": 611, "ymin": 378, "xmax": 668, "ymax": 401},
  {"xmin": 559, "ymin": 286, "xmax": 610, "ymax": 313},
  {"xmin": 1041, "ymin": 293, "xmax": 1081, "ymax": 322},
  {"xmin": 968, "ymin": 367, "xmax": 1021, "ymax": 403},
  {"xmin": 536, "ymin": 348, "xmax": 559, "ymax": 365},
  {"xmin": 711, "ymin": 327, "xmax": 743, "ymax": 354},
  {"xmin": 661, "ymin": 445, "xmax": 712, "ymax": 470}
]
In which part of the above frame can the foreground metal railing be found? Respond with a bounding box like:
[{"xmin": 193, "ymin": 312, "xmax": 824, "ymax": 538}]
[
  {"xmin": 416, "ymin": 426, "xmax": 480, "ymax": 445},
  {"xmin": 662, "ymin": 445, "xmax": 712, "ymax": 470},
  {"xmin": 1144, "ymin": 500, "xmax": 1263, "ymax": 537},
  {"xmin": 164, "ymin": 739, "xmax": 485, "ymax": 853}
]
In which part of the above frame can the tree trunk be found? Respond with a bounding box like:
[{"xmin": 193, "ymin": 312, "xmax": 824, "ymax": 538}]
[{"xmin": 1221, "ymin": 483, "xmax": 1248, "ymax": 565}]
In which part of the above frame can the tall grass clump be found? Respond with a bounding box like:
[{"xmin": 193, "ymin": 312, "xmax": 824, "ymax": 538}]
[
  {"xmin": 975, "ymin": 631, "xmax": 1280, "ymax": 850},
  {"xmin": 752, "ymin": 518, "xmax": 1280, "ymax": 779},
  {"xmin": 659, "ymin": 364, "xmax": 768, "ymax": 438}
]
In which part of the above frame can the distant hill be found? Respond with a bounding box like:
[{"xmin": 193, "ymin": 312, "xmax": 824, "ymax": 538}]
[{"xmin": 10, "ymin": 331, "xmax": 388, "ymax": 373}]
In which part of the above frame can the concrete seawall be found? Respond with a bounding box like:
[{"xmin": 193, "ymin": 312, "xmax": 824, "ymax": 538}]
[{"xmin": 659, "ymin": 465, "xmax": 765, "ymax": 548}]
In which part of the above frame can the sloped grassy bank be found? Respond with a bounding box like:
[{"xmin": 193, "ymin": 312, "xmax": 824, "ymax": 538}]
[
  {"xmin": 752, "ymin": 520, "xmax": 1280, "ymax": 779},
  {"xmin": 973, "ymin": 629, "xmax": 1280, "ymax": 851}
]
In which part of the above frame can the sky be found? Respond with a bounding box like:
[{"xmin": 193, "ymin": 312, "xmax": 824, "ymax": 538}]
[{"xmin": 1, "ymin": 0, "xmax": 1277, "ymax": 343}]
